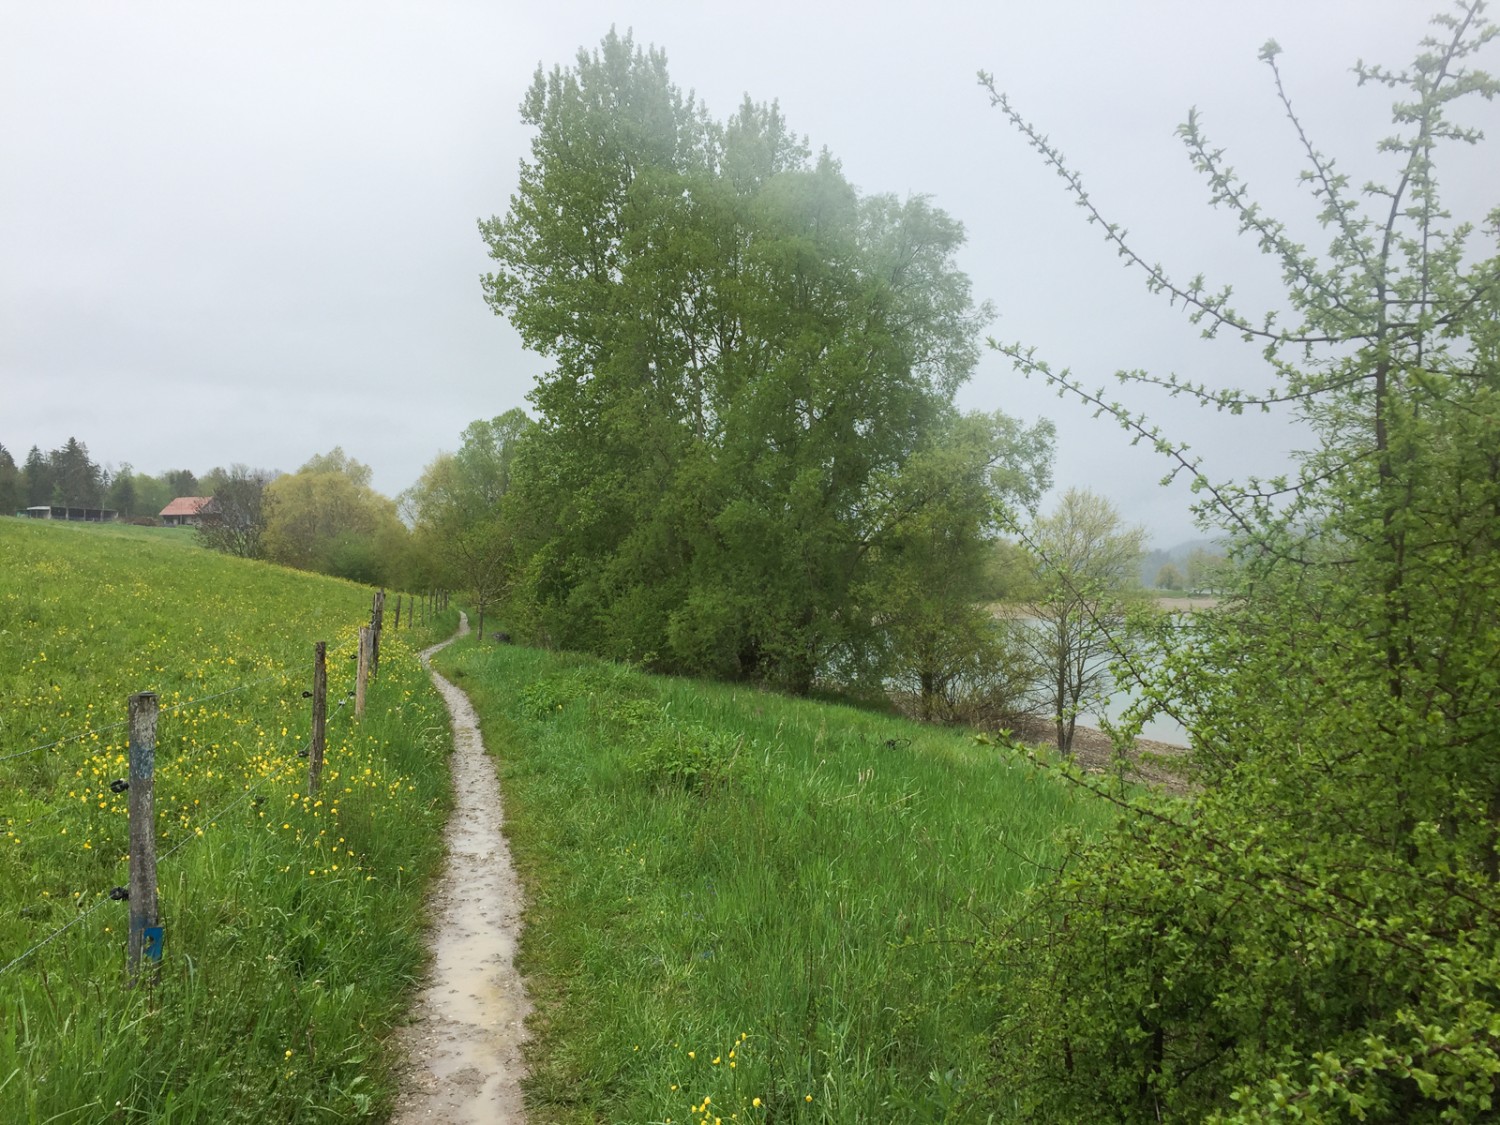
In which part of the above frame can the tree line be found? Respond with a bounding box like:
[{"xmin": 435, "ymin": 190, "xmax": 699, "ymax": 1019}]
[
  {"xmin": 0, "ymin": 436, "xmax": 264, "ymax": 524},
  {"xmin": 2, "ymin": 438, "xmax": 423, "ymax": 591}
]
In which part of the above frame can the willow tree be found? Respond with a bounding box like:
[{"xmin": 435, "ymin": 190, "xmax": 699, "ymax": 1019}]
[{"xmin": 980, "ymin": 4, "xmax": 1500, "ymax": 1120}]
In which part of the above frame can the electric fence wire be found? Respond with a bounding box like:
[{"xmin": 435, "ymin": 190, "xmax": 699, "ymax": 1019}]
[
  {"xmin": 0, "ymin": 682, "xmax": 341, "ymax": 979},
  {"xmin": 4, "ymin": 803, "xmax": 71, "ymax": 834},
  {"xmin": 156, "ymin": 692, "xmax": 356, "ymax": 864},
  {"xmin": 158, "ymin": 738, "xmax": 314, "ymax": 863},
  {"xmin": 0, "ymin": 895, "xmax": 115, "ymax": 977},
  {"xmin": 0, "ymin": 672, "xmax": 286, "ymax": 766}
]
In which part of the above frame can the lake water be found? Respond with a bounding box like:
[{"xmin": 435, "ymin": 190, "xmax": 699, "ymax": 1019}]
[
  {"xmin": 1089, "ymin": 685, "xmax": 1189, "ymax": 746},
  {"xmin": 1009, "ymin": 609, "xmax": 1196, "ymax": 747}
]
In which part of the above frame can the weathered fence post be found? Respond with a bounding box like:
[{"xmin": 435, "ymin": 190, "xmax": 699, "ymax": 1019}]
[
  {"xmin": 309, "ymin": 641, "xmax": 327, "ymax": 794},
  {"xmin": 370, "ymin": 590, "xmax": 385, "ymax": 679},
  {"xmin": 127, "ymin": 691, "xmax": 161, "ymax": 984},
  {"xmin": 355, "ymin": 626, "xmax": 371, "ymax": 717},
  {"xmin": 393, "ymin": 595, "xmax": 402, "ymax": 631}
]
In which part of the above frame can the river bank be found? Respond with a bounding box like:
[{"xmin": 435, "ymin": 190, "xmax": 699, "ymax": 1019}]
[{"xmin": 1010, "ymin": 714, "xmax": 1195, "ymax": 795}]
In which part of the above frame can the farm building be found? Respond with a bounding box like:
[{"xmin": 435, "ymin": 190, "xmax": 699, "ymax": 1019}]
[
  {"xmin": 160, "ymin": 496, "xmax": 215, "ymax": 527},
  {"xmin": 22, "ymin": 505, "xmax": 118, "ymax": 522}
]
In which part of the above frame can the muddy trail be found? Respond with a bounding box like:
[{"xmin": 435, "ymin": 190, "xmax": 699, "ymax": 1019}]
[{"xmin": 391, "ymin": 613, "xmax": 530, "ymax": 1123}]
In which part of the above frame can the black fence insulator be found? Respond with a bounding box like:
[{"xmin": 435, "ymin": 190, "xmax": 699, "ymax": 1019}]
[
  {"xmin": 109, "ymin": 886, "xmax": 129, "ymax": 901},
  {"xmin": 297, "ymin": 748, "xmax": 310, "ymax": 758},
  {"xmin": 301, "ymin": 690, "xmax": 313, "ymax": 699},
  {"xmin": 110, "ymin": 779, "xmax": 130, "ymax": 793}
]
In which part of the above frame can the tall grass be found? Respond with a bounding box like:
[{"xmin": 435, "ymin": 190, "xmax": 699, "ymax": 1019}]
[
  {"xmin": 0, "ymin": 518, "xmax": 459, "ymax": 1121},
  {"xmin": 436, "ymin": 638, "xmax": 1108, "ymax": 1123}
]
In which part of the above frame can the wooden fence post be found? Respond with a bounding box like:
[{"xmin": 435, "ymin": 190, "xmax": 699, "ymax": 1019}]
[
  {"xmin": 370, "ymin": 590, "xmax": 385, "ymax": 679},
  {"xmin": 309, "ymin": 641, "xmax": 327, "ymax": 793},
  {"xmin": 393, "ymin": 595, "xmax": 402, "ymax": 631},
  {"xmin": 127, "ymin": 691, "xmax": 161, "ymax": 983},
  {"xmin": 356, "ymin": 626, "xmax": 371, "ymax": 717}
]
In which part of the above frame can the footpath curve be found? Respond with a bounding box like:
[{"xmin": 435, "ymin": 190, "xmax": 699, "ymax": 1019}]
[{"xmin": 390, "ymin": 612, "xmax": 531, "ymax": 1123}]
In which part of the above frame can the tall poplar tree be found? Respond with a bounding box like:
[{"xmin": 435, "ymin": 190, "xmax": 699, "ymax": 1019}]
[{"xmin": 482, "ymin": 30, "xmax": 1021, "ymax": 691}]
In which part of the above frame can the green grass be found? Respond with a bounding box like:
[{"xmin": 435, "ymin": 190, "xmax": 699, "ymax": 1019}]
[
  {"xmin": 0, "ymin": 517, "xmax": 461, "ymax": 1122},
  {"xmin": 435, "ymin": 638, "xmax": 1109, "ymax": 1123}
]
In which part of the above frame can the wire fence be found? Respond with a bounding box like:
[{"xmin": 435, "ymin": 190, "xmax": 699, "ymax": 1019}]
[
  {"xmin": 0, "ymin": 583, "xmax": 455, "ymax": 984},
  {"xmin": 0, "ymin": 703, "xmax": 323, "ymax": 979},
  {"xmin": 0, "ymin": 644, "xmax": 367, "ymax": 981},
  {"xmin": 0, "ymin": 673, "xmax": 285, "ymax": 767}
]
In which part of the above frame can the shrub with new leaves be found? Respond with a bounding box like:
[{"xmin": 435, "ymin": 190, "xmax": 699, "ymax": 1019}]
[{"xmin": 981, "ymin": 3, "xmax": 1500, "ymax": 1120}]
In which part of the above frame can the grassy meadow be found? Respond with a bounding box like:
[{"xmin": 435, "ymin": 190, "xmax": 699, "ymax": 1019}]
[
  {"xmin": 0, "ymin": 518, "xmax": 459, "ymax": 1122},
  {"xmin": 434, "ymin": 637, "xmax": 1109, "ymax": 1124}
]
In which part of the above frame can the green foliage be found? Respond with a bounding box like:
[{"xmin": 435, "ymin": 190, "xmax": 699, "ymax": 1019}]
[
  {"xmin": 1016, "ymin": 488, "xmax": 1147, "ymax": 753},
  {"xmin": 627, "ymin": 722, "xmax": 745, "ymax": 793},
  {"xmin": 402, "ymin": 411, "xmax": 534, "ymax": 640},
  {"xmin": 263, "ymin": 447, "xmax": 410, "ymax": 587},
  {"xmin": 877, "ymin": 410, "xmax": 1055, "ymax": 720},
  {"xmin": 434, "ymin": 637, "xmax": 1108, "ymax": 1123},
  {"xmin": 982, "ymin": 4, "xmax": 1500, "ymax": 1120},
  {"xmin": 0, "ymin": 517, "xmax": 452, "ymax": 1122},
  {"xmin": 48, "ymin": 437, "xmax": 105, "ymax": 507},
  {"xmin": 481, "ymin": 30, "xmax": 1046, "ymax": 693}
]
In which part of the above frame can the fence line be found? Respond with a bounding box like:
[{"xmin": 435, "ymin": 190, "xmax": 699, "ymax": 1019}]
[
  {"xmin": 0, "ymin": 702, "xmax": 358, "ymax": 979},
  {"xmin": 0, "ymin": 711, "xmax": 337, "ymax": 981},
  {"xmin": 2, "ymin": 588, "xmax": 443, "ymax": 981}
]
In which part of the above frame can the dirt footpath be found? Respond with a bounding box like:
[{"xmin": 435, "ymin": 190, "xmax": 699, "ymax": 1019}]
[{"xmin": 390, "ymin": 614, "xmax": 530, "ymax": 1124}]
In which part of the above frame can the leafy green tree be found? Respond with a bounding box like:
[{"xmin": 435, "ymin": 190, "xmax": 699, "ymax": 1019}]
[
  {"xmin": 264, "ymin": 450, "xmax": 407, "ymax": 585},
  {"xmin": 133, "ymin": 472, "xmax": 173, "ymax": 521},
  {"xmin": 1016, "ymin": 489, "xmax": 1145, "ymax": 753},
  {"xmin": 980, "ymin": 5, "xmax": 1500, "ymax": 1119},
  {"xmin": 483, "ymin": 30, "xmax": 993, "ymax": 690},
  {"xmin": 1154, "ymin": 562, "xmax": 1184, "ymax": 590},
  {"xmin": 1183, "ymin": 547, "xmax": 1225, "ymax": 593},
  {"xmin": 162, "ymin": 468, "xmax": 198, "ymax": 499},
  {"xmin": 105, "ymin": 462, "xmax": 137, "ymax": 517},
  {"xmin": 876, "ymin": 410, "xmax": 1055, "ymax": 720},
  {"xmin": 404, "ymin": 410, "xmax": 535, "ymax": 640}
]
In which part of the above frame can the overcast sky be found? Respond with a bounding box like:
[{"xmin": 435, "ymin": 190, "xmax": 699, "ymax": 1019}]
[{"xmin": 3, "ymin": 1, "xmax": 1492, "ymax": 546}]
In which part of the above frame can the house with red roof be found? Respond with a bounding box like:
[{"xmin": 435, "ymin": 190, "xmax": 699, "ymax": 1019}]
[{"xmin": 160, "ymin": 496, "xmax": 214, "ymax": 527}]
